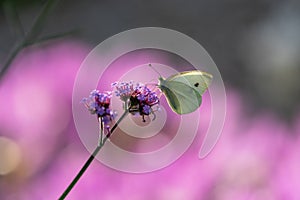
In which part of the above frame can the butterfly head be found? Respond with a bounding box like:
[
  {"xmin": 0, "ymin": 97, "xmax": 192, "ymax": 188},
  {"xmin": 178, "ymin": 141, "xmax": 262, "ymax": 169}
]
[{"xmin": 157, "ymin": 76, "xmax": 166, "ymax": 88}]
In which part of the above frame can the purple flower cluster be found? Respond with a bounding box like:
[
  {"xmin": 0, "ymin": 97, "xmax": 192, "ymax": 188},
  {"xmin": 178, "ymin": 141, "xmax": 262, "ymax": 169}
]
[
  {"xmin": 81, "ymin": 90, "xmax": 116, "ymax": 125},
  {"xmin": 129, "ymin": 85, "xmax": 160, "ymax": 122},
  {"xmin": 112, "ymin": 81, "xmax": 160, "ymax": 122},
  {"xmin": 111, "ymin": 81, "xmax": 141, "ymax": 102}
]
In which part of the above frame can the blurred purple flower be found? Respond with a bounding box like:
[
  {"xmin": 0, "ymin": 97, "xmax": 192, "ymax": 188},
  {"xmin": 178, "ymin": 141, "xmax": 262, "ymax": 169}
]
[
  {"xmin": 0, "ymin": 41, "xmax": 90, "ymax": 199},
  {"xmin": 273, "ymin": 120, "xmax": 300, "ymax": 200},
  {"xmin": 18, "ymin": 90, "xmax": 299, "ymax": 200}
]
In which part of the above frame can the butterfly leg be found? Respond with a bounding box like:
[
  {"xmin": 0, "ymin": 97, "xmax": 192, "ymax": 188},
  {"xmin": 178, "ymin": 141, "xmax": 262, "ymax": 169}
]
[{"xmin": 151, "ymin": 108, "xmax": 157, "ymax": 121}]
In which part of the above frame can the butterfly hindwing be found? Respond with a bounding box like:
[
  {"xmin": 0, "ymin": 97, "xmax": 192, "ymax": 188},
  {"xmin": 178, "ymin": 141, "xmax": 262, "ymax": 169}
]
[
  {"xmin": 160, "ymin": 86, "xmax": 180, "ymax": 113},
  {"xmin": 160, "ymin": 79, "xmax": 202, "ymax": 114}
]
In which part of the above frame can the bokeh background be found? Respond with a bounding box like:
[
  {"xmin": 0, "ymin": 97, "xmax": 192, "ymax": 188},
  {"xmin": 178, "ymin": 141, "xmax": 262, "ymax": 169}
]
[{"xmin": 0, "ymin": 0, "xmax": 300, "ymax": 199}]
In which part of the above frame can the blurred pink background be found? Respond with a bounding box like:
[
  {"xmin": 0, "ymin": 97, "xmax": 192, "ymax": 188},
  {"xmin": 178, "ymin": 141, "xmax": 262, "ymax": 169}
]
[
  {"xmin": 1, "ymin": 0, "xmax": 300, "ymax": 199},
  {"xmin": 0, "ymin": 40, "xmax": 299, "ymax": 200}
]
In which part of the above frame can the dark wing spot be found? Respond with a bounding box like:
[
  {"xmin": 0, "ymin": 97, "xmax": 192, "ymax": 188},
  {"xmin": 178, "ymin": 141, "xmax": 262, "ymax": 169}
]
[{"xmin": 194, "ymin": 82, "xmax": 199, "ymax": 87}]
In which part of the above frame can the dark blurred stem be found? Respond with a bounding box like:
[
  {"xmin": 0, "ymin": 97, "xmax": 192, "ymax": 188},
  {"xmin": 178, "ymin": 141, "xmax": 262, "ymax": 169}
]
[
  {"xmin": 3, "ymin": 1, "xmax": 25, "ymax": 39},
  {"xmin": 0, "ymin": 0, "xmax": 60, "ymax": 81},
  {"xmin": 0, "ymin": 44, "xmax": 23, "ymax": 80},
  {"xmin": 24, "ymin": 30, "xmax": 79, "ymax": 46},
  {"xmin": 24, "ymin": 0, "xmax": 60, "ymax": 43},
  {"xmin": 58, "ymin": 109, "xmax": 129, "ymax": 200}
]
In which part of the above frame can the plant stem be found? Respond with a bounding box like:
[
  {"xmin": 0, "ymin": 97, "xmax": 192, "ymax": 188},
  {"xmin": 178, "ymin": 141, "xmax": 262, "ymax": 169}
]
[
  {"xmin": 58, "ymin": 109, "xmax": 129, "ymax": 200},
  {"xmin": 0, "ymin": 0, "xmax": 60, "ymax": 81},
  {"xmin": 98, "ymin": 117, "xmax": 103, "ymax": 146},
  {"xmin": 0, "ymin": 44, "xmax": 23, "ymax": 80}
]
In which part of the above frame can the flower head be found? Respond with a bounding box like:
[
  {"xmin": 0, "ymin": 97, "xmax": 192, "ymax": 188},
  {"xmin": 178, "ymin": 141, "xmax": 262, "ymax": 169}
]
[
  {"xmin": 111, "ymin": 81, "xmax": 141, "ymax": 102},
  {"xmin": 129, "ymin": 85, "xmax": 160, "ymax": 122},
  {"xmin": 81, "ymin": 90, "xmax": 116, "ymax": 125}
]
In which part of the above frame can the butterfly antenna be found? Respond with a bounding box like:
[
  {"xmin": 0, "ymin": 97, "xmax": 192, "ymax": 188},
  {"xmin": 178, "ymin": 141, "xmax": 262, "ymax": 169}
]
[
  {"xmin": 148, "ymin": 63, "xmax": 162, "ymax": 77},
  {"xmin": 145, "ymin": 82, "xmax": 158, "ymax": 89}
]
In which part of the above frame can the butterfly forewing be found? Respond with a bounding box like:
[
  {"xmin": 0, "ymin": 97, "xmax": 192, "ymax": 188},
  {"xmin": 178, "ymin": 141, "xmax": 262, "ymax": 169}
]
[{"xmin": 167, "ymin": 71, "xmax": 212, "ymax": 95}]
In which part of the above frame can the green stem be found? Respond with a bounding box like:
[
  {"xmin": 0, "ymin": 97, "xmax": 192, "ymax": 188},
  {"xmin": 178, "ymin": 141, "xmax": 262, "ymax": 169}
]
[{"xmin": 58, "ymin": 109, "xmax": 129, "ymax": 200}]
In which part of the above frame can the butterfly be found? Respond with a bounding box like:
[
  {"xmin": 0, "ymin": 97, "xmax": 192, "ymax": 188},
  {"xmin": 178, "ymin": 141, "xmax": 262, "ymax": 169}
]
[{"xmin": 150, "ymin": 64, "xmax": 212, "ymax": 114}]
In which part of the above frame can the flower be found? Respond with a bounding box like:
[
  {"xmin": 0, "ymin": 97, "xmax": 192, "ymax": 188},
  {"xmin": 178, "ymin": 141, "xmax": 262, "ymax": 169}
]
[
  {"xmin": 129, "ymin": 85, "xmax": 160, "ymax": 122},
  {"xmin": 111, "ymin": 81, "xmax": 141, "ymax": 102},
  {"xmin": 81, "ymin": 90, "xmax": 116, "ymax": 125},
  {"xmin": 112, "ymin": 81, "xmax": 160, "ymax": 122}
]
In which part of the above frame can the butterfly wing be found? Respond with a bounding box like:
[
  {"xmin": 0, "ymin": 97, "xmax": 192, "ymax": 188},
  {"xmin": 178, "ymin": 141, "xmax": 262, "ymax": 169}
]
[
  {"xmin": 159, "ymin": 79, "xmax": 202, "ymax": 114},
  {"xmin": 167, "ymin": 71, "xmax": 212, "ymax": 95}
]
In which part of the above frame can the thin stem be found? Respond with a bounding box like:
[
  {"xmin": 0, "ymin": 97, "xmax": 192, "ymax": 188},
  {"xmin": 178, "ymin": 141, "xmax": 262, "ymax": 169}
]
[
  {"xmin": 3, "ymin": 1, "xmax": 25, "ymax": 39},
  {"xmin": 99, "ymin": 117, "xmax": 103, "ymax": 146},
  {"xmin": 0, "ymin": 0, "xmax": 60, "ymax": 81},
  {"xmin": 25, "ymin": 0, "xmax": 60, "ymax": 43},
  {"xmin": 58, "ymin": 109, "xmax": 129, "ymax": 200},
  {"xmin": 24, "ymin": 29, "xmax": 79, "ymax": 46},
  {"xmin": 0, "ymin": 44, "xmax": 23, "ymax": 80}
]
